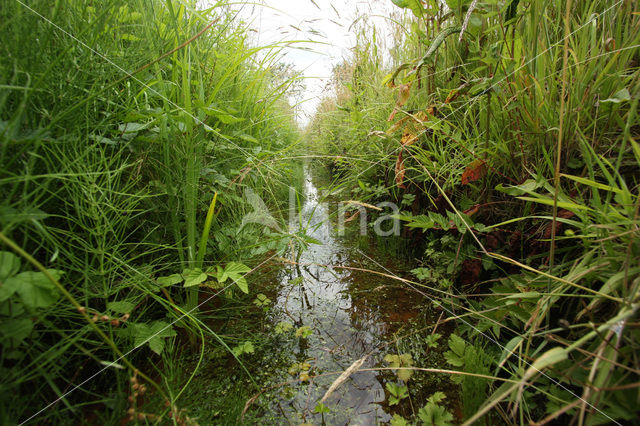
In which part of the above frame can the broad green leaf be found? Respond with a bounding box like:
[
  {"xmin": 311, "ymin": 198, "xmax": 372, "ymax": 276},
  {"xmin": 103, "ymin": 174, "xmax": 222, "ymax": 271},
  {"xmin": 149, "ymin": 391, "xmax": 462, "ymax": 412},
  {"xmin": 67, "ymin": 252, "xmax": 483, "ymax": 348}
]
[
  {"xmin": 182, "ymin": 268, "xmax": 207, "ymax": 288},
  {"xmin": 131, "ymin": 321, "xmax": 176, "ymax": 355},
  {"xmin": 495, "ymin": 179, "xmax": 540, "ymax": 196},
  {"xmin": 274, "ymin": 321, "xmax": 293, "ymax": 334},
  {"xmin": 425, "ymin": 333, "xmax": 442, "ymax": 348},
  {"xmin": 296, "ymin": 325, "xmax": 313, "ymax": 338},
  {"xmin": 390, "ymin": 414, "xmax": 409, "ymax": 426},
  {"xmin": 149, "ymin": 321, "xmax": 176, "ymax": 338},
  {"xmin": 0, "ymin": 274, "xmax": 21, "ymax": 302},
  {"xmin": 391, "ymin": 0, "xmax": 426, "ymax": 17},
  {"xmin": 118, "ymin": 122, "xmax": 149, "ymax": 133},
  {"xmin": 386, "ymin": 382, "xmax": 409, "ymax": 405},
  {"xmin": 444, "ymin": 350, "xmax": 464, "ymax": 367},
  {"xmin": 384, "ymin": 353, "xmax": 413, "ymax": 381},
  {"xmin": 523, "ymin": 347, "xmax": 567, "ymax": 381},
  {"xmin": 253, "ymin": 293, "xmax": 271, "ymax": 307},
  {"xmin": 405, "ymin": 215, "xmax": 436, "ymax": 230},
  {"xmin": 399, "ymin": 353, "xmax": 412, "ymax": 365},
  {"xmin": 601, "ymin": 88, "xmax": 631, "ymax": 104},
  {"xmin": 428, "ymin": 391, "xmax": 447, "ymax": 404},
  {"xmin": 391, "ymin": 0, "xmax": 410, "ymax": 7},
  {"xmin": 0, "ymin": 206, "xmax": 49, "ymax": 224},
  {"xmin": 384, "ymin": 354, "xmax": 399, "ymax": 365},
  {"xmin": 89, "ymin": 134, "xmax": 117, "ymax": 145},
  {"xmin": 232, "ymin": 341, "xmax": 255, "ymax": 357},
  {"xmin": 223, "ymin": 262, "xmax": 251, "ymax": 293},
  {"xmin": 428, "ymin": 211, "xmax": 450, "ymax": 229},
  {"xmin": 229, "ymin": 274, "xmax": 248, "ymax": 293},
  {"xmin": 156, "ymin": 273, "xmax": 183, "ymax": 287},
  {"xmin": 0, "ymin": 318, "xmax": 33, "ymax": 345},
  {"xmin": 418, "ymin": 399, "xmax": 454, "ymax": 426},
  {"xmin": 381, "ymin": 73, "xmax": 394, "ymax": 87},
  {"xmin": 212, "ymin": 265, "xmax": 225, "ymax": 280},
  {"xmin": 0, "ymin": 251, "xmax": 20, "ymax": 280},
  {"xmin": 314, "ymin": 402, "xmax": 331, "ymax": 414},
  {"xmin": 411, "ymin": 267, "xmax": 431, "ymax": 280},
  {"xmin": 9, "ymin": 270, "xmax": 61, "ymax": 308},
  {"xmin": 448, "ymin": 334, "xmax": 466, "ymax": 357},
  {"xmin": 147, "ymin": 335, "xmax": 165, "ymax": 355},
  {"xmin": 107, "ymin": 301, "xmax": 135, "ymax": 314}
]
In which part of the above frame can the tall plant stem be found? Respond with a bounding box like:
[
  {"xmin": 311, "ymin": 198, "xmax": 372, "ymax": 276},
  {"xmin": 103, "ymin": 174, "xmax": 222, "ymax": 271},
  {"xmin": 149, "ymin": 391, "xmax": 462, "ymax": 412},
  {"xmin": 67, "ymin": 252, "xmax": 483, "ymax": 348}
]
[{"xmin": 548, "ymin": 0, "xmax": 573, "ymax": 327}]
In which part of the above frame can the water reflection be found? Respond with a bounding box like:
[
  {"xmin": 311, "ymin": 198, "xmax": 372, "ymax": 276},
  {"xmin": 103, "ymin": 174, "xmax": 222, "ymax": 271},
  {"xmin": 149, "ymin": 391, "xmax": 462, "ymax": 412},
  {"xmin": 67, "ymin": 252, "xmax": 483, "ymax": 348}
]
[{"xmin": 269, "ymin": 166, "xmax": 411, "ymax": 424}]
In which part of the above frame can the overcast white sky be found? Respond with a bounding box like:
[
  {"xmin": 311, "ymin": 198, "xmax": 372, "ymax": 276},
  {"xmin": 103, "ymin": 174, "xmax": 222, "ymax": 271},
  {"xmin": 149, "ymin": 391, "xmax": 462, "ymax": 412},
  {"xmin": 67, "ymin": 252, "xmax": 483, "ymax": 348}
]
[{"xmin": 237, "ymin": 0, "xmax": 395, "ymax": 124}]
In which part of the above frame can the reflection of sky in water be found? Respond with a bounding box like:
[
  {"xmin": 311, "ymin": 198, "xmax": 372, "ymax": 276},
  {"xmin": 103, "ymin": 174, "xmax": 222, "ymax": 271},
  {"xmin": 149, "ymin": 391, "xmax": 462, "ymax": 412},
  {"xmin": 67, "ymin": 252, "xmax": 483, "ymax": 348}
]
[{"xmin": 272, "ymin": 165, "xmax": 390, "ymax": 424}]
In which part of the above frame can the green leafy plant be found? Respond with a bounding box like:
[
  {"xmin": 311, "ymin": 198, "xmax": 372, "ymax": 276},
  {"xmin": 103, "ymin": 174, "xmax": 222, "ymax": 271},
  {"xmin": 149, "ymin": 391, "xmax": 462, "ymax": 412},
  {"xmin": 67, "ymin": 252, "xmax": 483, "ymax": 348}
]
[
  {"xmin": 231, "ymin": 341, "xmax": 255, "ymax": 357},
  {"xmin": 213, "ymin": 262, "xmax": 252, "ymax": 294},
  {"xmin": 295, "ymin": 325, "xmax": 313, "ymax": 339},
  {"xmin": 156, "ymin": 261, "xmax": 252, "ymax": 294},
  {"xmin": 253, "ymin": 293, "xmax": 271, "ymax": 309},
  {"xmin": 386, "ymin": 382, "xmax": 409, "ymax": 406},
  {"xmin": 442, "ymin": 334, "xmax": 491, "ymax": 419},
  {"xmin": 314, "ymin": 402, "xmax": 331, "ymax": 414},
  {"xmin": 274, "ymin": 321, "xmax": 293, "ymax": 335},
  {"xmin": 288, "ymin": 361, "xmax": 312, "ymax": 382},
  {"xmin": 0, "ymin": 251, "xmax": 63, "ymax": 353},
  {"xmin": 1, "ymin": 269, "xmax": 62, "ymax": 310},
  {"xmin": 443, "ymin": 334, "xmax": 466, "ymax": 368},
  {"xmin": 384, "ymin": 353, "xmax": 414, "ymax": 382},
  {"xmin": 424, "ymin": 333, "xmax": 442, "ymax": 349},
  {"xmin": 417, "ymin": 392, "xmax": 453, "ymax": 426},
  {"xmin": 122, "ymin": 321, "xmax": 177, "ymax": 355},
  {"xmin": 390, "ymin": 414, "xmax": 410, "ymax": 426}
]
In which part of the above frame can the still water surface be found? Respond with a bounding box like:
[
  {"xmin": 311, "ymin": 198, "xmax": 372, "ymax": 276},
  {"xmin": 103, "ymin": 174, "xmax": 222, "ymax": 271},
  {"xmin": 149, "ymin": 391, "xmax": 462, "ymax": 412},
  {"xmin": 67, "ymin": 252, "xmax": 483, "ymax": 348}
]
[{"xmin": 259, "ymin": 166, "xmax": 427, "ymax": 425}]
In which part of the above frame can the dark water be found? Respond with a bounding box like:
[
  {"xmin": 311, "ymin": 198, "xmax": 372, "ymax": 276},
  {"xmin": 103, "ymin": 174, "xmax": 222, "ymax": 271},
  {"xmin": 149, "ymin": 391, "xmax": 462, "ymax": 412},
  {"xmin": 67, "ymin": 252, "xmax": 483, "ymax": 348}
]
[{"xmin": 254, "ymin": 166, "xmax": 431, "ymax": 425}]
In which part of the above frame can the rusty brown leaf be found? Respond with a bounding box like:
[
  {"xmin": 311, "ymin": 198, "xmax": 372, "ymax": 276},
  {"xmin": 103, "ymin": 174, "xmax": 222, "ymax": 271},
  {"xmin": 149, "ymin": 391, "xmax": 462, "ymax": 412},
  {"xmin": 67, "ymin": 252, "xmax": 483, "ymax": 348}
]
[
  {"xmin": 401, "ymin": 130, "xmax": 418, "ymax": 146},
  {"xmin": 386, "ymin": 116, "xmax": 411, "ymax": 135},
  {"xmin": 388, "ymin": 83, "xmax": 412, "ymax": 121},
  {"xmin": 445, "ymin": 82, "xmax": 469, "ymax": 104},
  {"xmin": 461, "ymin": 159, "xmax": 487, "ymax": 185}
]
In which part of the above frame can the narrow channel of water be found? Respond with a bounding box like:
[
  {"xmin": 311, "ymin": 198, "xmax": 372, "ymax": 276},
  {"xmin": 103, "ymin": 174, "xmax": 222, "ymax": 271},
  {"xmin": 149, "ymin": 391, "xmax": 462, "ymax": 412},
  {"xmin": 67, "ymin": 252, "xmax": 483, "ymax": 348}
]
[{"xmin": 258, "ymin": 165, "xmax": 431, "ymax": 425}]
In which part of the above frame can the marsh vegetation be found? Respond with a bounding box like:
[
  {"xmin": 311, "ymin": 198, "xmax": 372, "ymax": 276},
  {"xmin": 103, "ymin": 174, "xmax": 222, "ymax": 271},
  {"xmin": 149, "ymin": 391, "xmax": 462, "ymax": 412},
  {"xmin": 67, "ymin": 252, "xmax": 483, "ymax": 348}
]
[{"xmin": 1, "ymin": 0, "xmax": 639, "ymax": 425}]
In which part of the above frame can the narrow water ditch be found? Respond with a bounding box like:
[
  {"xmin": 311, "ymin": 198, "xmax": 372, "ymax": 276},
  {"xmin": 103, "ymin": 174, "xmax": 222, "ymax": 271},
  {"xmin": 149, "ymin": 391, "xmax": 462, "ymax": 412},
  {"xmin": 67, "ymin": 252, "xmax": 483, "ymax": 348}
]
[{"xmin": 241, "ymin": 165, "xmax": 458, "ymax": 425}]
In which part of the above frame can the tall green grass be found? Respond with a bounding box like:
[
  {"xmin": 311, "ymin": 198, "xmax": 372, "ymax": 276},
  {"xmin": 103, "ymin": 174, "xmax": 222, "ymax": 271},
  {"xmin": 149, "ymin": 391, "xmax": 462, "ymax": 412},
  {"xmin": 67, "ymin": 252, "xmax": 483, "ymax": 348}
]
[
  {"xmin": 308, "ymin": 1, "xmax": 639, "ymax": 424},
  {"xmin": 0, "ymin": 0, "xmax": 301, "ymax": 422}
]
